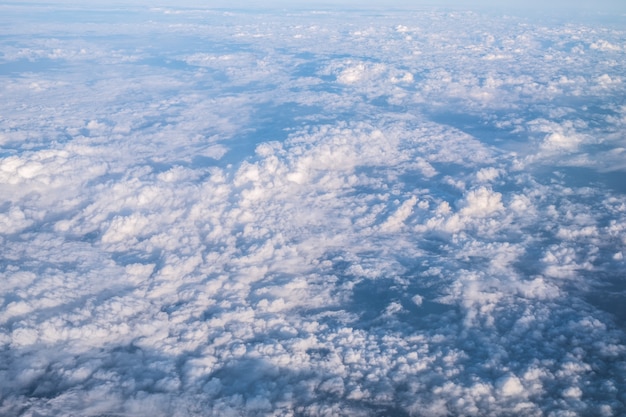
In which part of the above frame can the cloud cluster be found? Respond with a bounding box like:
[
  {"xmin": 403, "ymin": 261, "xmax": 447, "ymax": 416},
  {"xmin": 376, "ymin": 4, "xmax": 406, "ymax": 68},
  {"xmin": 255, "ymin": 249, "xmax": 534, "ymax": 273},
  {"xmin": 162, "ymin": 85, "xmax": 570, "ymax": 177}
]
[{"xmin": 1, "ymin": 3, "xmax": 625, "ymax": 417}]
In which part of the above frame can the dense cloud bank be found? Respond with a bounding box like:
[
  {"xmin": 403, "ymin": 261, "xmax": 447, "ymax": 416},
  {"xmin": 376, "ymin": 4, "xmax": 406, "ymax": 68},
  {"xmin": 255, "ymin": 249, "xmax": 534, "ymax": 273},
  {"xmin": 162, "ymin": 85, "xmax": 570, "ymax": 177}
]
[{"xmin": 1, "ymin": 4, "xmax": 626, "ymax": 416}]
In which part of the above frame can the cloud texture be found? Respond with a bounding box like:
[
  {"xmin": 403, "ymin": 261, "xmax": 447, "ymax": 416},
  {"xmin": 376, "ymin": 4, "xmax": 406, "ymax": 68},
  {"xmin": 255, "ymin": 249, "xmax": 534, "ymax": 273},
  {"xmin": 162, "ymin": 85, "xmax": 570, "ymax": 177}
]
[{"xmin": 1, "ymin": 3, "xmax": 625, "ymax": 417}]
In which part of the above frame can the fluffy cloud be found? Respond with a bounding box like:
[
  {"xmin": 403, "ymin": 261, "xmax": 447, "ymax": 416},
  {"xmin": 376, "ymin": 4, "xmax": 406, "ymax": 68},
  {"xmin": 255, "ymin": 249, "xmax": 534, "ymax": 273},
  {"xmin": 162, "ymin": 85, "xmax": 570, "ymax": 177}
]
[{"xmin": 1, "ymin": 3, "xmax": 625, "ymax": 417}]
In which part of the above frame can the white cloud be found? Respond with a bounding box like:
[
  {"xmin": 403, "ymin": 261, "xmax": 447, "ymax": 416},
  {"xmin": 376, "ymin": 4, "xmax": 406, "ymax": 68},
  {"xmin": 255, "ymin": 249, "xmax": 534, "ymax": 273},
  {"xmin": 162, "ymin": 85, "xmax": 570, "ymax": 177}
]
[
  {"xmin": 590, "ymin": 40, "xmax": 623, "ymax": 52},
  {"xmin": 1, "ymin": 4, "xmax": 625, "ymax": 417},
  {"xmin": 497, "ymin": 374, "xmax": 525, "ymax": 397},
  {"xmin": 379, "ymin": 196, "xmax": 418, "ymax": 232},
  {"xmin": 476, "ymin": 167, "xmax": 501, "ymax": 182},
  {"xmin": 460, "ymin": 187, "xmax": 504, "ymax": 217},
  {"xmin": 542, "ymin": 131, "xmax": 583, "ymax": 151}
]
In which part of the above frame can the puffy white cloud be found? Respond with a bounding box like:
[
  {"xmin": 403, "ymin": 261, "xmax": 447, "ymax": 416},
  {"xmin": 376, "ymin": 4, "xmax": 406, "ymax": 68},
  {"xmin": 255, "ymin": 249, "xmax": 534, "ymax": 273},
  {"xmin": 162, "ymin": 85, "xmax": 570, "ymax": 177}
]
[
  {"xmin": 1, "ymin": 3, "xmax": 625, "ymax": 417},
  {"xmin": 461, "ymin": 187, "xmax": 504, "ymax": 217},
  {"xmin": 379, "ymin": 196, "xmax": 418, "ymax": 232},
  {"xmin": 497, "ymin": 374, "xmax": 525, "ymax": 397},
  {"xmin": 476, "ymin": 167, "xmax": 501, "ymax": 182}
]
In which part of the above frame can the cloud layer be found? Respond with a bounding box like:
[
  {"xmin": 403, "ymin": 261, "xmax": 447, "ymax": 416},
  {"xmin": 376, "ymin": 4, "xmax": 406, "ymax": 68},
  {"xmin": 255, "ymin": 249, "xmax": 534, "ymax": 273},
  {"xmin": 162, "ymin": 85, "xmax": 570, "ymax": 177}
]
[{"xmin": 1, "ymin": 3, "xmax": 625, "ymax": 417}]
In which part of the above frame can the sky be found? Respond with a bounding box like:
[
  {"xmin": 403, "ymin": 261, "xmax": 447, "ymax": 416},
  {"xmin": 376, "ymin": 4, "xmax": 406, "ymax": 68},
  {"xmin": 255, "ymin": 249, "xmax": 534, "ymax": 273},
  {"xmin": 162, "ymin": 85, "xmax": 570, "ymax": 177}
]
[
  {"xmin": 1, "ymin": 1, "xmax": 626, "ymax": 416},
  {"xmin": 17, "ymin": 0, "xmax": 626, "ymax": 11}
]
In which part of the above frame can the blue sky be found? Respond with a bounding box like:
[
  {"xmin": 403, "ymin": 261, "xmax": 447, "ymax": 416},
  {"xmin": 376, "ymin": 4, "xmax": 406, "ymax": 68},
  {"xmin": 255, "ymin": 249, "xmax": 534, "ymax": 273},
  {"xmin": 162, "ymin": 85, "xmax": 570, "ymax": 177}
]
[{"xmin": 26, "ymin": 0, "xmax": 626, "ymax": 10}]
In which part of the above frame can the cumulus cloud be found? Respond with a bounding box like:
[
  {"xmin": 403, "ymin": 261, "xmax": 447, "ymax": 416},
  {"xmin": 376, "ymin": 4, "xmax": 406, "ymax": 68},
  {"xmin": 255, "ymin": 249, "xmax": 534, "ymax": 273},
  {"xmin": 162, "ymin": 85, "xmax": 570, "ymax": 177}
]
[
  {"xmin": 379, "ymin": 196, "xmax": 418, "ymax": 232},
  {"xmin": 460, "ymin": 187, "xmax": 504, "ymax": 217},
  {"xmin": 476, "ymin": 167, "xmax": 501, "ymax": 182},
  {"xmin": 1, "ymin": 3, "xmax": 625, "ymax": 417}
]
